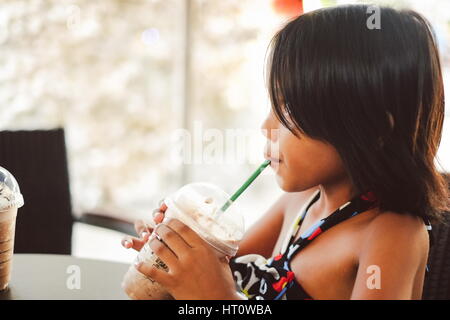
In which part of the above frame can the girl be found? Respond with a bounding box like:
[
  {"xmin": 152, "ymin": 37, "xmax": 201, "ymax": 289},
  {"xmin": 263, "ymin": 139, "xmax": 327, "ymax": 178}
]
[{"xmin": 121, "ymin": 4, "xmax": 449, "ymax": 300}]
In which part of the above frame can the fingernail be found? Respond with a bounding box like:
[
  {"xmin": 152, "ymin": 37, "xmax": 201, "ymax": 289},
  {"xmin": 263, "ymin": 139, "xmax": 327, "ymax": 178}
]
[
  {"xmin": 152, "ymin": 208, "xmax": 161, "ymax": 218},
  {"xmin": 124, "ymin": 240, "xmax": 130, "ymax": 247},
  {"xmin": 134, "ymin": 261, "xmax": 141, "ymax": 268},
  {"xmin": 141, "ymin": 231, "xmax": 149, "ymax": 238}
]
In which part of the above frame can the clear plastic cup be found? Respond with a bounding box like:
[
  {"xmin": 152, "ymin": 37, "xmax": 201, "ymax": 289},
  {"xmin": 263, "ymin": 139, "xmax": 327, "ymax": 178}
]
[
  {"xmin": 122, "ymin": 182, "xmax": 245, "ymax": 300},
  {"xmin": 0, "ymin": 166, "xmax": 24, "ymax": 291}
]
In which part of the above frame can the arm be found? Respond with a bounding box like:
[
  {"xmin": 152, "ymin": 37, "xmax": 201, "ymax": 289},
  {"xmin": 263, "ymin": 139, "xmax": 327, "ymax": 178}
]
[
  {"xmin": 350, "ymin": 212, "xmax": 429, "ymax": 300},
  {"xmin": 235, "ymin": 192, "xmax": 290, "ymax": 258}
]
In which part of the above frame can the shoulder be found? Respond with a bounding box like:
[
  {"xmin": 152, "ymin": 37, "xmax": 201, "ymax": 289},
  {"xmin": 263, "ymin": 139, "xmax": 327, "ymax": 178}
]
[
  {"xmin": 360, "ymin": 210, "xmax": 429, "ymax": 262},
  {"xmin": 366, "ymin": 211, "xmax": 428, "ymax": 241},
  {"xmin": 350, "ymin": 211, "xmax": 430, "ymax": 299}
]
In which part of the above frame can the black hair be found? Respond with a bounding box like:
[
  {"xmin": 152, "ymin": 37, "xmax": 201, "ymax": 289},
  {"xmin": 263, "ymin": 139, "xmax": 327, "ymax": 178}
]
[{"xmin": 267, "ymin": 4, "xmax": 449, "ymax": 223}]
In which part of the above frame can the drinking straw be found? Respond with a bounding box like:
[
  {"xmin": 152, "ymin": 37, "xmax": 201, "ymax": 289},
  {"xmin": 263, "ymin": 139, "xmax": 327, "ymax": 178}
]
[{"xmin": 213, "ymin": 159, "xmax": 271, "ymax": 219}]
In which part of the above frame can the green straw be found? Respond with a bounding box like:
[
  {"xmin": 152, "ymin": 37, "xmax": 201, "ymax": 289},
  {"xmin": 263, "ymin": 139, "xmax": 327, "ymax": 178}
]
[{"xmin": 213, "ymin": 159, "xmax": 271, "ymax": 218}]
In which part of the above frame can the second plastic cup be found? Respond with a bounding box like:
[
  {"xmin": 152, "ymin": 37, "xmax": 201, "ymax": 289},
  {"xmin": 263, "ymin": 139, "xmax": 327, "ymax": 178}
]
[
  {"xmin": 0, "ymin": 167, "xmax": 24, "ymax": 291},
  {"xmin": 122, "ymin": 182, "xmax": 245, "ymax": 300}
]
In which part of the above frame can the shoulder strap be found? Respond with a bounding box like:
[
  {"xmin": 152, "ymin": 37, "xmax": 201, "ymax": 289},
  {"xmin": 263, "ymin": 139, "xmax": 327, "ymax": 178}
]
[
  {"xmin": 286, "ymin": 192, "xmax": 378, "ymax": 260},
  {"xmin": 280, "ymin": 189, "xmax": 321, "ymax": 255},
  {"xmin": 423, "ymin": 217, "xmax": 434, "ymax": 248}
]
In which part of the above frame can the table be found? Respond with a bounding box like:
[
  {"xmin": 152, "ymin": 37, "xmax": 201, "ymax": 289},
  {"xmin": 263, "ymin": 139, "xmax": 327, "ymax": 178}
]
[{"xmin": 0, "ymin": 254, "xmax": 131, "ymax": 300}]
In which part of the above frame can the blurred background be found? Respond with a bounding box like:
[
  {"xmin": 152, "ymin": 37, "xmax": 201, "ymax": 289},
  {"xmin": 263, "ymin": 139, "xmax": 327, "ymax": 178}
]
[{"xmin": 0, "ymin": 0, "xmax": 449, "ymax": 264}]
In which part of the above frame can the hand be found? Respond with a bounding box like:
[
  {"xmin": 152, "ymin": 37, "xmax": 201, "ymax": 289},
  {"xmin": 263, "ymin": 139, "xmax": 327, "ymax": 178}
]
[
  {"xmin": 134, "ymin": 218, "xmax": 241, "ymax": 300},
  {"xmin": 121, "ymin": 201, "xmax": 167, "ymax": 251}
]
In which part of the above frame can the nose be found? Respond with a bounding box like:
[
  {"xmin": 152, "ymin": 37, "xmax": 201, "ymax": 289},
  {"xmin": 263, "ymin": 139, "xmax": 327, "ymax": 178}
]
[{"xmin": 260, "ymin": 111, "xmax": 278, "ymax": 142}]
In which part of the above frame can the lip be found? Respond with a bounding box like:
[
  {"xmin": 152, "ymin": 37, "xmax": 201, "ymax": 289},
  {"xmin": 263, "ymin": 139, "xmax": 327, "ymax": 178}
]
[{"xmin": 264, "ymin": 154, "xmax": 282, "ymax": 165}]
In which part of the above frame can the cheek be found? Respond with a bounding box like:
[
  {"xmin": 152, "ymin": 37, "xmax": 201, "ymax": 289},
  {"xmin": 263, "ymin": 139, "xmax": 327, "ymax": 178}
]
[{"xmin": 277, "ymin": 134, "xmax": 347, "ymax": 191}]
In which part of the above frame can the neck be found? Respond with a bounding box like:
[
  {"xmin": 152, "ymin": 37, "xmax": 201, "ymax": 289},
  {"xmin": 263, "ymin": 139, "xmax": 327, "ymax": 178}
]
[{"xmin": 309, "ymin": 176, "xmax": 356, "ymax": 221}]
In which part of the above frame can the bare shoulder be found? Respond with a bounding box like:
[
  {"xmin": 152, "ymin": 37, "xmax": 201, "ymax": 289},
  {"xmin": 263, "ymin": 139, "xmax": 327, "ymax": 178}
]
[
  {"xmin": 352, "ymin": 210, "xmax": 431, "ymax": 299},
  {"xmin": 368, "ymin": 211, "xmax": 428, "ymax": 237},
  {"xmin": 361, "ymin": 210, "xmax": 430, "ymax": 258}
]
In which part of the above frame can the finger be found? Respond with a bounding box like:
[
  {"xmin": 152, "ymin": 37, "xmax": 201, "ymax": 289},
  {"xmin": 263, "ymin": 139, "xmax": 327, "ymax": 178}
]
[
  {"xmin": 122, "ymin": 237, "xmax": 144, "ymax": 251},
  {"xmin": 164, "ymin": 218, "xmax": 207, "ymax": 249},
  {"xmin": 121, "ymin": 237, "xmax": 133, "ymax": 249},
  {"xmin": 152, "ymin": 204, "xmax": 167, "ymax": 217},
  {"xmin": 154, "ymin": 223, "xmax": 191, "ymax": 258},
  {"xmin": 121, "ymin": 235, "xmax": 149, "ymax": 251},
  {"xmin": 152, "ymin": 208, "xmax": 162, "ymax": 218},
  {"xmin": 159, "ymin": 202, "xmax": 168, "ymax": 212},
  {"xmin": 152, "ymin": 203, "xmax": 167, "ymax": 225},
  {"xmin": 158, "ymin": 198, "xmax": 167, "ymax": 208},
  {"xmin": 134, "ymin": 219, "xmax": 153, "ymax": 237},
  {"xmin": 135, "ymin": 260, "xmax": 172, "ymax": 288},
  {"xmin": 148, "ymin": 236, "xmax": 179, "ymax": 269},
  {"xmin": 154, "ymin": 211, "xmax": 165, "ymax": 224}
]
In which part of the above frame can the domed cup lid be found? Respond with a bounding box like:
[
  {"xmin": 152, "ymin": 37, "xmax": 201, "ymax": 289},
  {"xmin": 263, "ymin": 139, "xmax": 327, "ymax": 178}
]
[
  {"xmin": 164, "ymin": 182, "xmax": 245, "ymax": 257},
  {"xmin": 0, "ymin": 166, "xmax": 24, "ymax": 212}
]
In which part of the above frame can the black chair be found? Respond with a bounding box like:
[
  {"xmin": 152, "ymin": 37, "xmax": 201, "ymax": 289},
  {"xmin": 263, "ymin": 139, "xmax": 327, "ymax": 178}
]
[
  {"xmin": 422, "ymin": 173, "xmax": 450, "ymax": 300},
  {"xmin": 0, "ymin": 129, "xmax": 73, "ymax": 254},
  {"xmin": 0, "ymin": 128, "xmax": 135, "ymax": 255}
]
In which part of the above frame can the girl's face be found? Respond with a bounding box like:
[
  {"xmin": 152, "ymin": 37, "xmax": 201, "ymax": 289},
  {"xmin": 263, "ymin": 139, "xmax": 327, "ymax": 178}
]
[{"xmin": 261, "ymin": 108, "xmax": 348, "ymax": 192}]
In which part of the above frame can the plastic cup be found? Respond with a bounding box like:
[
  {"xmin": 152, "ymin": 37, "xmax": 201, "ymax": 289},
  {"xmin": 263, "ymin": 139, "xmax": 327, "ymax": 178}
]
[
  {"xmin": 0, "ymin": 167, "xmax": 24, "ymax": 291},
  {"xmin": 122, "ymin": 182, "xmax": 245, "ymax": 300}
]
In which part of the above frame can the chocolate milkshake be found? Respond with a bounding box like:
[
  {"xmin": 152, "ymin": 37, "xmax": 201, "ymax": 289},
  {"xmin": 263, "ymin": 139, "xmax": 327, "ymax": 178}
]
[
  {"xmin": 122, "ymin": 182, "xmax": 244, "ymax": 300},
  {"xmin": 0, "ymin": 166, "xmax": 24, "ymax": 291}
]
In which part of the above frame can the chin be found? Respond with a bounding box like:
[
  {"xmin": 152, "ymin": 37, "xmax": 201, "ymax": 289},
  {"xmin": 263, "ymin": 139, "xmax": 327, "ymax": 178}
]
[
  {"xmin": 275, "ymin": 175, "xmax": 298, "ymax": 192},
  {"xmin": 275, "ymin": 174, "xmax": 317, "ymax": 193}
]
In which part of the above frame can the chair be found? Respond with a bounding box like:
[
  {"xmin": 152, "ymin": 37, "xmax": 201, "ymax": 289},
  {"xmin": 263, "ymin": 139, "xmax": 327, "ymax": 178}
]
[
  {"xmin": 422, "ymin": 173, "xmax": 450, "ymax": 300},
  {"xmin": 0, "ymin": 129, "xmax": 73, "ymax": 254},
  {"xmin": 0, "ymin": 128, "xmax": 135, "ymax": 255}
]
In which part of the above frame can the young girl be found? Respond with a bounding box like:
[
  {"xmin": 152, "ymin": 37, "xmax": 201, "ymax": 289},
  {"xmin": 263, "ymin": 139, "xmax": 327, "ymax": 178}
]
[{"xmin": 121, "ymin": 5, "xmax": 449, "ymax": 300}]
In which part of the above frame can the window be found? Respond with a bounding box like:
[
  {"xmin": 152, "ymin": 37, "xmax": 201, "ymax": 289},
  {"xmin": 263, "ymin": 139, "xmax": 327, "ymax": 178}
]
[{"xmin": 1, "ymin": 0, "xmax": 448, "ymax": 235}]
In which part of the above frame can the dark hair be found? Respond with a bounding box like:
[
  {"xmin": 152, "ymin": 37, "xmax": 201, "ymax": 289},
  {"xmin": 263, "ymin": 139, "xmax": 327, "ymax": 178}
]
[{"xmin": 267, "ymin": 4, "xmax": 450, "ymax": 223}]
